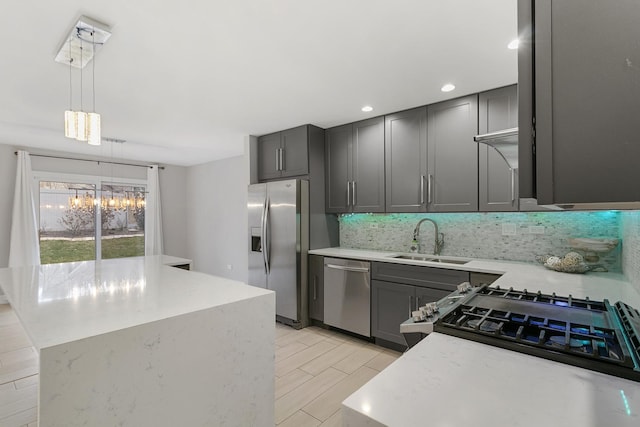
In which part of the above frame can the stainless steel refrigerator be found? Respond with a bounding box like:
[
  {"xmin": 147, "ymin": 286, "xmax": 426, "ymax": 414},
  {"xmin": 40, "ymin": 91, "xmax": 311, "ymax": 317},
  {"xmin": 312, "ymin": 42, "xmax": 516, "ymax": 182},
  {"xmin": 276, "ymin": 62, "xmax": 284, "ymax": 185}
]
[{"xmin": 248, "ymin": 179, "xmax": 309, "ymax": 328}]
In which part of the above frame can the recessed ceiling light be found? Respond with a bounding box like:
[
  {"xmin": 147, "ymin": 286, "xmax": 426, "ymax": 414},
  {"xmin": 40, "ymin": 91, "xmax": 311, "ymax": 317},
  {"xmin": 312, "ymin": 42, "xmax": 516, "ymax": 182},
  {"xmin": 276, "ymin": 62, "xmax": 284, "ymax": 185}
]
[
  {"xmin": 441, "ymin": 83, "xmax": 455, "ymax": 93},
  {"xmin": 507, "ymin": 39, "xmax": 519, "ymax": 50},
  {"xmin": 361, "ymin": 106, "xmax": 373, "ymax": 112}
]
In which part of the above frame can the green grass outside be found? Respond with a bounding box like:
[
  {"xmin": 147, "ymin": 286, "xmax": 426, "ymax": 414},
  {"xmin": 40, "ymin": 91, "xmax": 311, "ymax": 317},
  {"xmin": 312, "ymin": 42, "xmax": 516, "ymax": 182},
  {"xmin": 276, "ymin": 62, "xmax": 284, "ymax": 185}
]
[{"xmin": 40, "ymin": 236, "xmax": 145, "ymax": 264}]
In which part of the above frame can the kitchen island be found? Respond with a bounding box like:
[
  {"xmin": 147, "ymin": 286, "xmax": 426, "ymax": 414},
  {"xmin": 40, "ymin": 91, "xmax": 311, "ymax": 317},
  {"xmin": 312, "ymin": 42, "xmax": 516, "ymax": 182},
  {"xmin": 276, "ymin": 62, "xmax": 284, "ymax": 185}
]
[{"xmin": 0, "ymin": 255, "xmax": 275, "ymax": 427}]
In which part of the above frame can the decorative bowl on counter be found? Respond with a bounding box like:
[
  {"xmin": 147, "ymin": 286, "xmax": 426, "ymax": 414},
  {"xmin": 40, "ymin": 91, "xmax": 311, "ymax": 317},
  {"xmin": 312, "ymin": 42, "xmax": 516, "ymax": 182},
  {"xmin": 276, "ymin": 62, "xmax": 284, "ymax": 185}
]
[{"xmin": 535, "ymin": 253, "xmax": 608, "ymax": 274}]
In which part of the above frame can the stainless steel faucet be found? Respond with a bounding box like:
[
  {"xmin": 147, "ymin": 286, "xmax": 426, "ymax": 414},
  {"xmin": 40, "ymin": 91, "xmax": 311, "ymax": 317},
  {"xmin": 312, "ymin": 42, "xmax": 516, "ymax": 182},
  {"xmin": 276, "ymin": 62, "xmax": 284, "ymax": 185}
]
[{"xmin": 412, "ymin": 218, "xmax": 445, "ymax": 255}]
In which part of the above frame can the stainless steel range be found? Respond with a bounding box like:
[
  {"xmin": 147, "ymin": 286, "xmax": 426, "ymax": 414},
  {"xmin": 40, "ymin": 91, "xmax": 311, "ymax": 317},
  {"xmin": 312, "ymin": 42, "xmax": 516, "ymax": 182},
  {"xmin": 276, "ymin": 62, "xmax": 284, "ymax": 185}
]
[{"xmin": 401, "ymin": 284, "xmax": 640, "ymax": 382}]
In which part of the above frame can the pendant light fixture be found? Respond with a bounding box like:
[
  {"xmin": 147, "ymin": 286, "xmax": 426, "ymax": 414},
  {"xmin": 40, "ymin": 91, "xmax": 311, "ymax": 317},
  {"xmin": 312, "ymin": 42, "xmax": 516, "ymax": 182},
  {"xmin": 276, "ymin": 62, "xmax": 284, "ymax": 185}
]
[{"xmin": 56, "ymin": 16, "xmax": 111, "ymax": 146}]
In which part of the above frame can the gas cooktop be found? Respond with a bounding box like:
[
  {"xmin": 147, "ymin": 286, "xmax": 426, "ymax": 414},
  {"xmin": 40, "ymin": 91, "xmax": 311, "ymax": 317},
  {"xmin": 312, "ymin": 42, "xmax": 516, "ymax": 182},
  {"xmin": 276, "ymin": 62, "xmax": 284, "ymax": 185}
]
[{"xmin": 430, "ymin": 285, "xmax": 640, "ymax": 382}]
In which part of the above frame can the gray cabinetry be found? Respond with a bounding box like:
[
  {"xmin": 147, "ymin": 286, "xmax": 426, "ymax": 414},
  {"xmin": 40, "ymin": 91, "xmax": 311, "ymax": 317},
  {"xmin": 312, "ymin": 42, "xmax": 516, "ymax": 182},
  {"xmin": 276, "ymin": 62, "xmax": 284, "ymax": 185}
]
[
  {"xmin": 371, "ymin": 262, "xmax": 469, "ymax": 347},
  {"xmin": 479, "ymin": 85, "xmax": 518, "ymax": 211},
  {"xmin": 520, "ymin": 0, "xmax": 640, "ymax": 205},
  {"xmin": 385, "ymin": 107, "xmax": 428, "ymax": 212},
  {"xmin": 308, "ymin": 255, "xmax": 324, "ymax": 321},
  {"xmin": 325, "ymin": 117, "xmax": 385, "ymax": 213},
  {"xmin": 258, "ymin": 125, "xmax": 310, "ymax": 181},
  {"xmin": 371, "ymin": 280, "xmax": 416, "ymax": 345},
  {"xmin": 384, "ymin": 97, "xmax": 478, "ymax": 213},
  {"xmin": 427, "ymin": 95, "xmax": 479, "ymax": 212}
]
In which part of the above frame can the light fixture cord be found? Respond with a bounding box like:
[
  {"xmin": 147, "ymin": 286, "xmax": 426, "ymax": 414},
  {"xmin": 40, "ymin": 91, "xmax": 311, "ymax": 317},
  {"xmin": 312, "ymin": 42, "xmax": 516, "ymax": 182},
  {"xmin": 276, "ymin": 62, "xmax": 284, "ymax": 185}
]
[
  {"xmin": 92, "ymin": 27, "xmax": 96, "ymax": 113},
  {"xmin": 79, "ymin": 30, "xmax": 83, "ymax": 111},
  {"xmin": 68, "ymin": 40, "xmax": 73, "ymax": 109}
]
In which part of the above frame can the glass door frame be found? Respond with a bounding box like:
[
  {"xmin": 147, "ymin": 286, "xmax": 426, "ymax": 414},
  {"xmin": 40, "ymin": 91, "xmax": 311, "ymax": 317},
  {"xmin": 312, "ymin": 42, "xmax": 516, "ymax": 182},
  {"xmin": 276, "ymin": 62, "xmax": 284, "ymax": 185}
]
[{"xmin": 33, "ymin": 171, "xmax": 147, "ymax": 261}]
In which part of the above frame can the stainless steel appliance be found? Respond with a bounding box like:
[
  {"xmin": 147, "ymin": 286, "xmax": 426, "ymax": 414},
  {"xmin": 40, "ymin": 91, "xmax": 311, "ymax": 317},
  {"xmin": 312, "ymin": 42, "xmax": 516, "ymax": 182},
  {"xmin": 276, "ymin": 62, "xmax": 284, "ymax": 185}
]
[
  {"xmin": 323, "ymin": 258, "xmax": 371, "ymax": 337},
  {"xmin": 402, "ymin": 284, "xmax": 640, "ymax": 382},
  {"xmin": 248, "ymin": 179, "xmax": 309, "ymax": 328}
]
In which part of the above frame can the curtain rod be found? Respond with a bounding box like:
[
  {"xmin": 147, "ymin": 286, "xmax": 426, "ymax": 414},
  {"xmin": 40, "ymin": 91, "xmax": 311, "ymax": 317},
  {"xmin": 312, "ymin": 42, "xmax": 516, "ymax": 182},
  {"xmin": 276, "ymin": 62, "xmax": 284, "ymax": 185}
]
[{"xmin": 14, "ymin": 152, "xmax": 165, "ymax": 170}]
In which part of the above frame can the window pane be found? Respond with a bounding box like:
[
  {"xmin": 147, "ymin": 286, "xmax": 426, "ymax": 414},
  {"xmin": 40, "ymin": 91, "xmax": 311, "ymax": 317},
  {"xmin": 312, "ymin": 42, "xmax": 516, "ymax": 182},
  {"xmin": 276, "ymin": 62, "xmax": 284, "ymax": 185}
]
[
  {"xmin": 39, "ymin": 181, "xmax": 96, "ymax": 264},
  {"xmin": 100, "ymin": 184, "xmax": 145, "ymax": 259}
]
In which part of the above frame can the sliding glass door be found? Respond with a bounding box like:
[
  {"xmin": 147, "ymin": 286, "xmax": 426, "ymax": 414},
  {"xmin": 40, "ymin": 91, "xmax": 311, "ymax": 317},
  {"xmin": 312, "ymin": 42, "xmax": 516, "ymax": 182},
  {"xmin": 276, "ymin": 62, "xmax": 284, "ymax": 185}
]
[
  {"xmin": 37, "ymin": 175, "xmax": 146, "ymax": 264},
  {"xmin": 100, "ymin": 183, "xmax": 146, "ymax": 260},
  {"xmin": 39, "ymin": 181, "xmax": 97, "ymax": 264}
]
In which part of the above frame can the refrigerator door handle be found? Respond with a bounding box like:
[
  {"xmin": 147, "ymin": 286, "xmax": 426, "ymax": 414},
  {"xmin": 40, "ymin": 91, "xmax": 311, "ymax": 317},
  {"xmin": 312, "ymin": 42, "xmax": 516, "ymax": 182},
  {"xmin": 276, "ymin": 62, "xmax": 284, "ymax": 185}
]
[
  {"xmin": 260, "ymin": 198, "xmax": 268, "ymax": 274},
  {"xmin": 264, "ymin": 197, "xmax": 271, "ymax": 275}
]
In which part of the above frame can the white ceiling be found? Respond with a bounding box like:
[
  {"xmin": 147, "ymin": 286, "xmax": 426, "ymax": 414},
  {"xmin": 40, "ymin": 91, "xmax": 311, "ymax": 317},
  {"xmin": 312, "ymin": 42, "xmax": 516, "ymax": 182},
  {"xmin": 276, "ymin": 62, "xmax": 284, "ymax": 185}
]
[{"xmin": 0, "ymin": 0, "xmax": 517, "ymax": 166}]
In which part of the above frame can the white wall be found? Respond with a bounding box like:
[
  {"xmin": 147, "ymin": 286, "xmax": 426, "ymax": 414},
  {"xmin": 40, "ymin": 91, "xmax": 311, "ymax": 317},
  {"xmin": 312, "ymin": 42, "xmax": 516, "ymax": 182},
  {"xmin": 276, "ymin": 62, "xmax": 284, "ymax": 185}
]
[
  {"xmin": 186, "ymin": 155, "xmax": 248, "ymax": 282},
  {"xmin": 0, "ymin": 144, "xmax": 17, "ymax": 267},
  {"xmin": 158, "ymin": 165, "xmax": 188, "ymax": 258},
  {"xmin": 0, "ymin": 143, "xmax": 188, "ymax": 265}
]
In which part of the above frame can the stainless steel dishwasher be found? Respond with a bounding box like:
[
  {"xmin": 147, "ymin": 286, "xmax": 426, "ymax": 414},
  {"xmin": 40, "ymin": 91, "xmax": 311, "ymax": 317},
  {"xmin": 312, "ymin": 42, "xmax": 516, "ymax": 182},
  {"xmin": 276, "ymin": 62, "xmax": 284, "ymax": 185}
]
[{"xmin": 323, "ymin": 258, "xmax": 371, "ymax": 337}]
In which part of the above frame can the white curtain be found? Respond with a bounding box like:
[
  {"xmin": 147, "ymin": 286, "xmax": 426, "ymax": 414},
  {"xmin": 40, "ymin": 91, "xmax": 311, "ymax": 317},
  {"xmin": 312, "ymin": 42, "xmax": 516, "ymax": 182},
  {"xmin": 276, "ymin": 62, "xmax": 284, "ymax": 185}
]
[
  {"xmin": 145, "ymin": 165, "xmax": 164, "ymax": 256},
  {"xmin": 2, "ymin": 151, "xmax": 41, "ymax": 304}
]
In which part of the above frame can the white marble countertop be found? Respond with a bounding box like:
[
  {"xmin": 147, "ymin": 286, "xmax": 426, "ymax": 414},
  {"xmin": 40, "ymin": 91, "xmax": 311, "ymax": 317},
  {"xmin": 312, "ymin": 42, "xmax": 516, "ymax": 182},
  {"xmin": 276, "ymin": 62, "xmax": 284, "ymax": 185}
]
[
  {"xmin": 0, "ymin": 255, "xmax": 272, "ymax": 350},
  {"xmin": 344, "ymin": 332, "xmax": 640, "ymax": 426},
  {"xmin": 309, "ymin": 247, "xmax": 640, "ymax": 306}
]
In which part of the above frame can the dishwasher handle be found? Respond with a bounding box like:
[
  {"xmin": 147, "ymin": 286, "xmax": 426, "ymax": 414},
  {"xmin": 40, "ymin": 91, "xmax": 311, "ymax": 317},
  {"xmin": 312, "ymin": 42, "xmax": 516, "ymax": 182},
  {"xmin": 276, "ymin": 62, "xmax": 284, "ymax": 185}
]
[{"xmin": 324, "ymin": 264, "xmax": 370, "ymax": 273}]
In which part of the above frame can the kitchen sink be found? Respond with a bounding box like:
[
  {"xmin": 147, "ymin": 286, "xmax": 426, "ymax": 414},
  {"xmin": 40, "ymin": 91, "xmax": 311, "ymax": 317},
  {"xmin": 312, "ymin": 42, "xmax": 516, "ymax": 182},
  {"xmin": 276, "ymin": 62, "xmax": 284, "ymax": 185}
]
[{"xmin": 390, "ymin": 254, "xmax": 470, "ymax": 265}]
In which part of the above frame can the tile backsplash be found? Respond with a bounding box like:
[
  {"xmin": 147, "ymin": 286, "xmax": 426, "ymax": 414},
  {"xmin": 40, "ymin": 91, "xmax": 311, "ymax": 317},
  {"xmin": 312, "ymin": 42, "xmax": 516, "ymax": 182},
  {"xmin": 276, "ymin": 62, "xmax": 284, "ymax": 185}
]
[
  {"xmin": 339, "ymin": 211, "xmax": 622, "ymax": 271},
  {"xmin": 622, "ymin": 211, "xmax": 640, "ymax": 293}
]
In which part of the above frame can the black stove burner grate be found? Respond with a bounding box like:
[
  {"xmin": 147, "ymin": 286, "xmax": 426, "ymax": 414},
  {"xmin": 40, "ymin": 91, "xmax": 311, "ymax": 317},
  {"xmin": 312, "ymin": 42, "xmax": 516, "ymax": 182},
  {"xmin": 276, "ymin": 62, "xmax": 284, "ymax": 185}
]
[
  {"xmin": 478, "ymin": 286, "xmax": 607, "ymax": 312},
  {"xmin": 433, "ymin": 285, "xmax": 640, "ymax": 382},
  {"xmin": 439, "ymin": 304, "xmax": 630, "ymax": 367}
]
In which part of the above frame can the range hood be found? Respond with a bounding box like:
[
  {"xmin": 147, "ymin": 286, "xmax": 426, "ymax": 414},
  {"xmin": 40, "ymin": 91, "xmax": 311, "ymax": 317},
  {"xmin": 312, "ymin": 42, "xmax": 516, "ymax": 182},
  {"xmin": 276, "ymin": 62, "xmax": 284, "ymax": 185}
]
[{"xmin": 474, "ymin": 127, "xmax": 518, "ymax": 169}]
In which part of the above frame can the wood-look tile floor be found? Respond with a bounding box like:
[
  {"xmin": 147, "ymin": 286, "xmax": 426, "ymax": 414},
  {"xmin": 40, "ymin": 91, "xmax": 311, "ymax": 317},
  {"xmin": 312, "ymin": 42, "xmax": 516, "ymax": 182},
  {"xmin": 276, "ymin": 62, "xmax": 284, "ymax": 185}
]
[
  {"xmin": 0, "ymin": 304, "xmax": 401, "ymax": 427},
  {"xmin": 0, "ymin": 304, "xmax": 39, "ymax": 427},
  {"xmin": 274, "ymin": 323, "xmax": 401, "ymax": 426}
]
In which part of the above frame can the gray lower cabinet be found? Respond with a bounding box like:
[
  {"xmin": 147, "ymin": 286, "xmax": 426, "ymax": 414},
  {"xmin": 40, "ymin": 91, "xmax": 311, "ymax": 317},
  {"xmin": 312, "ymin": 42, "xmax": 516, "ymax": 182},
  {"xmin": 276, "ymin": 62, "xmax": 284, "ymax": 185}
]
[
  {"xmin": 308, "ymin": 255, "xmax": 324, "ymax": 321},
  {"xmin": 258, "ymin": 125, "xmax": 310, "ymax": 181},
  {"xmin": 371, "ymin": 280, "xmax": 415, "ymax": 345},
  {"xmin": 478, "ymin": 85, "xmax": 519, "ymax": 211},
  {"xmin": 385, "ymin": 107, "xmax": 428, "ymax": 212},
  {"xmin": 371, "ymin": 262, "xmax": 469, "ymax": 347},
  {"xmin": 325, "ymin": 117, "xmax": 385, "ymax": 213},
  {"xmin": 427, "ymin": 95, "xmax": 479, "ymax": 212}
]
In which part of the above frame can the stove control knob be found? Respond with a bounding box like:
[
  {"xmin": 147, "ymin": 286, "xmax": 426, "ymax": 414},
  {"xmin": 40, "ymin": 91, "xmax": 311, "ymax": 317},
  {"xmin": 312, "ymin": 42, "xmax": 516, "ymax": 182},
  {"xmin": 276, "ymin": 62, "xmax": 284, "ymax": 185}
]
[{"xmin": 457, "ymin": 282, "xmax": 472, "ymax": 293}]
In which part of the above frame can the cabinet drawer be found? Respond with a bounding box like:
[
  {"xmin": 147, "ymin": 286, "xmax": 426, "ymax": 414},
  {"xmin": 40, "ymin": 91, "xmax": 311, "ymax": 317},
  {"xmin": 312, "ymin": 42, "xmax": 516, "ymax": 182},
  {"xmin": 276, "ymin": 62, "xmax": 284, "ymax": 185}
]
[{"xmin": 371, "ymin": 262, "xmax": 469, "ymax": 292}]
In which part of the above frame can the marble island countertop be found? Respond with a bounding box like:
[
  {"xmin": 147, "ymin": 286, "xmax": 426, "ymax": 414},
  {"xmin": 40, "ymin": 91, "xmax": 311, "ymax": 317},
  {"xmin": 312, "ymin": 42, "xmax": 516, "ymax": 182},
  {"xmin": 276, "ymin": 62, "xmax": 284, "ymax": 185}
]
[
  {"xmin": 0, "ymin": 255, "xmax": 272, "ymax": 350},
  {"xmin": 343, "ymin": 333, "xmax": 640, "ymax": 427},
  {"xmin": 0, "ymin": 255, "xmax": 276, "ymax": 426},
  {"xmin": 308, "ymin": 247, "xmax": 640, "ymax": 307}
]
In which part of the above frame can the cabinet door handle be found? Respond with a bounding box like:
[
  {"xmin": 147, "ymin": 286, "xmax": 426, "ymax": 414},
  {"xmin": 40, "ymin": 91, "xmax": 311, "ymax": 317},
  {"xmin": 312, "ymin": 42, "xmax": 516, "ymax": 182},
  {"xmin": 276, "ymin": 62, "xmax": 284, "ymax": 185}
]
[
  {"xmin": 510, "ymin": 168, "xmax": 516, "ymax": 204},
  {"xmin": 275, "ymin": 149, "xmax": 280, "ymax": 171},
  {"xmin": 280, "ymin": 148, "xmax": 285, "ymax": 171},
  {"xmin": 420, "ymin": 175, "xmax": 425, "ymax": 205},
  {"xmin": 352, "ymin": 181, "xmax": 357, "ymax": 206},
  {"xmin": 427, "ymin": 174, "xmax": 433, "ymax": 204},
  {"xmin": 409, "ymin": 296, "xmax": 413, "ymax": 317},
  {"xmin": 346, "ymin": 181, "xmax": 351, "ymax": 207},
  {"xmin": 416, "ymin": 295, "xmax": 420, "ymax": 310},
  {"xmin": 313, "ymin": 276, "xmax": 317, "ymax": 301}
]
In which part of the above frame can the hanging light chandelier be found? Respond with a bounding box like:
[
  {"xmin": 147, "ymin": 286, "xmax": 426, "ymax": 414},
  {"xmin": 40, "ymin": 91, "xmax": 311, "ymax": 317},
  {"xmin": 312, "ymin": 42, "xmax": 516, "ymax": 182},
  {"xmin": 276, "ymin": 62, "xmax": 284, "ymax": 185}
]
[{"xmin": 56, "ymin": 16, "xmax": 111, "ymax": 146}]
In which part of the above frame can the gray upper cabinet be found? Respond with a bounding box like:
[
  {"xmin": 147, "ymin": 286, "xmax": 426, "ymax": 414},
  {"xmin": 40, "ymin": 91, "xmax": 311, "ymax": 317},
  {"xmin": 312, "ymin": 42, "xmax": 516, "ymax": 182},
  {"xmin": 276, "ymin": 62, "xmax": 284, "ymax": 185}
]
[
  {"xmin": 258, "ymin": 125, "xmax": 309, "ymax": 181},
  {"xmin": 520, "ymin": 0, "xmax": 640, "ymax": 205},
  {"xmin": 478, "ymin": 85, "xmax": 518, "ymax": 211},
  {"xmin": 325, "ymin": 117, "xmax": 385, "ymax": 213},
  {"xmin": 385, "ymin": 107, "xmax": 428, "ymax": 212},
  {"xmin": 325, "ymin": 124, "xmax": 351, "ymax": 212},
  {"xmin": 427, "ymin": 95, "xmax": 479, "ymax": 212},
  {"xmin": 257, "ymin": 132, "xmax": 283, "ymax": 181}
]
